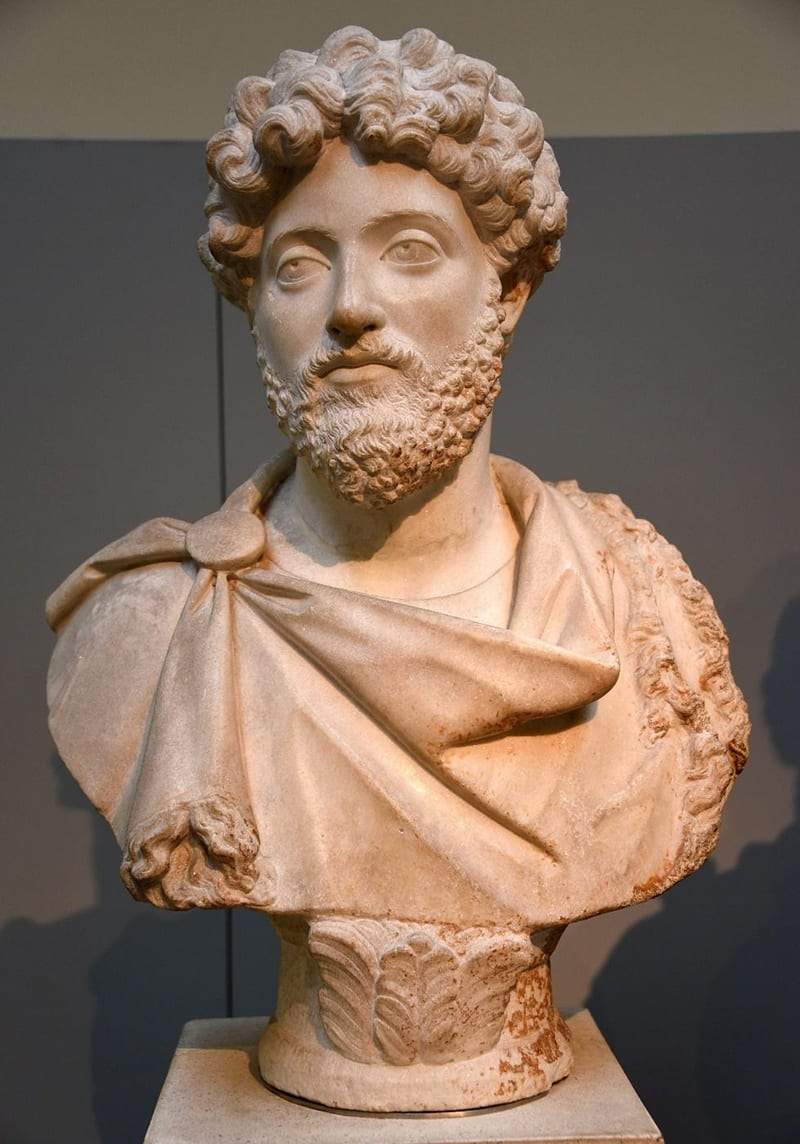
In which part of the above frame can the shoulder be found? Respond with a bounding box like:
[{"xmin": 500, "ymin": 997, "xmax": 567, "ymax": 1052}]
[
  {"xmin": 551, "ymin": 478, "xmax": 749, "ymax": 773},
  {"xmin": 46, "ymin": 516, "xmax": 191, "ymax": 631},
  {"xmin": 55, "ymin": 558, "xmax": 193, "ymax": 633},
  {"xmin": 47, "ymin": 560, "xmax": 194, "ymax": 710},
  {"xmin": 546, "ymin": 479, "xmax": 750, "ymax": 885},
  {"xmin": 46, "ymin": 516, "xmax": 197, "ymax": 753},
  {"xmin": 47, "ymin": 558, "xmax": 195, "ymax": 824}
]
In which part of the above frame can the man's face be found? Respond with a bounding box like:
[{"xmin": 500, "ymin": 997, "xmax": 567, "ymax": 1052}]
[{"xmin": 250, "ymin": 138, "xmax": 507, "ymax": 507}]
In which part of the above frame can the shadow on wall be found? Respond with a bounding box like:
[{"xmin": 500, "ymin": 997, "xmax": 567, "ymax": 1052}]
[
  {"xmin": 587, "ymin": 572, "xmax": 800, "ymax": 1144},
  {"xmin": 0, "ymin": 759, "xmax": 232, "ymax": 1144}
]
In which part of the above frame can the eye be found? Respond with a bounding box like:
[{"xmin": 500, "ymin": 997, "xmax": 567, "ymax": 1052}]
[
  {"xmin": 276, "ymin": 253, "xmax": 329, "ymax": 286},
  {"xmin": 383, "ymin": 235, "xmax": 441, "ymax": 267}
]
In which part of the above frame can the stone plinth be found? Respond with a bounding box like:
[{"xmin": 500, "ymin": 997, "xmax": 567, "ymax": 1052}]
[{"xmin": 145, "ymin": 1010, "xmax": 663, "ymax": 1143}]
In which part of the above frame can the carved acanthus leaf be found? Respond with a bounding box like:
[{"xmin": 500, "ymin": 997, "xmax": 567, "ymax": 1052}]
[
  {"xmin": 308, "ymin": 918, "xmax": 536, "ymax": 1066},
  {"xmin": 457, "ymin": 932, "xmax": 535, "ymax": 1058},
  {"xmin": 308, "ymin": 918, "xmax": 383, "ymax": 1063},
  {"xmin": 374, "ymin": 934, "xmax": 459, "ymax": 1064}
]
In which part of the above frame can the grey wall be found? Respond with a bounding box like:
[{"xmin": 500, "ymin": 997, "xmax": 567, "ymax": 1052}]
[
  {"xmin": 4, "ymin": 0, "xmax": 800, "ymax": 140},
  {"xmin": 1, "ymin": 133, "xmax": 797, "ymax": 1143}
]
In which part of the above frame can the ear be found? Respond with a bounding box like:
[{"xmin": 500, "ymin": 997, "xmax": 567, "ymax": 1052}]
[{"xmin": 498, "ymin": 271, "xmax": 532, "ymax": 336}]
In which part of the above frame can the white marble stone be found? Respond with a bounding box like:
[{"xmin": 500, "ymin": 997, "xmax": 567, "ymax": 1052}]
[
  {"xmin": 145, "ymin": 1010, "xmax": 663, "ymax": 1143},
  {"xmin": 47, "ymin": 24, "xmax": 749, "ymax": 1114}
]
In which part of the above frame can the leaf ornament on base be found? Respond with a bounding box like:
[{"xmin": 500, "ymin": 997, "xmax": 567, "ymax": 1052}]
[
  {"xmin": 374, "ymin": 934, "xmax": 459, "ymax": 1064},
  {"xmin": 308, "ymin": 918, "xmax": 538, "ymax": 1066}
]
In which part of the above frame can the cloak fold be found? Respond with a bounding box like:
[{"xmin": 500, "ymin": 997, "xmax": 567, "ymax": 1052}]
[{"xmin": 46, "ymin": 453, "xmax": 748, "ymax": 924}]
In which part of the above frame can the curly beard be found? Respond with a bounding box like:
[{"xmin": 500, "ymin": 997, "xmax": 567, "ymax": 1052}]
[{"xmin": 253, "ymin": 300, "xmax": 507, "ymax": 508}]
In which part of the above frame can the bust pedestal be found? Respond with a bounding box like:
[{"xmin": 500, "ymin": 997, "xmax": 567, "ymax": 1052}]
[
  {"xmin": 260, "ymin": 916, "xmax": 571, "ymax": 1111},
  {"xmin": 145, "ymin": 1010, "xmax": 663, "ymax": 1143}
]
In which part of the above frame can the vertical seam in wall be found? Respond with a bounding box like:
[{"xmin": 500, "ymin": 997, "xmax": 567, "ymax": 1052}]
[
  {"xmin": 215, "ymin": 290, "xmax": 228, "ymax": 504},
  {"xmin": 214, "ymin": 288, "xmax": 234, "ymax": 1019}
]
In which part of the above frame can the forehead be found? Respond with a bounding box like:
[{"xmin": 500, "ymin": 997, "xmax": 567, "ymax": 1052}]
[{"xmin": 262, "ymin": 138, "xmax": 480, "ymax": 247}]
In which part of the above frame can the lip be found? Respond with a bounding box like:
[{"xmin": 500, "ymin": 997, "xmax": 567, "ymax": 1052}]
[
  {"xmin": 320, "ymin": 354, "xmax": 392, "ymax": 376},
  {"xmin": 323, "ymin": 362, "xmax": 397, "ymax": 385}
]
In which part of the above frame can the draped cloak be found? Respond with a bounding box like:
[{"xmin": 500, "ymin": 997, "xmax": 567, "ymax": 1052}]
[{"xmin": 46, "ymin": 454, "xmax": 749, "ymax": 929}]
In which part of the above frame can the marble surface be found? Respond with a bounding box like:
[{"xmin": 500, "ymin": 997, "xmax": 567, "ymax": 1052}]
[
  {"xmin": 145, "ymin": 1009, "xmax": 663, "ymax": 1143},
  {"xmin": 47, "ymin": 24, "xmax": 746, "ymax": 1113}
]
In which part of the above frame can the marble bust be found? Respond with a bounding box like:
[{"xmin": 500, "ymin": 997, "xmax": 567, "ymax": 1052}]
[{"xmin": 46, "ymin": 26, "xmax": 749, "ymax": 1113}]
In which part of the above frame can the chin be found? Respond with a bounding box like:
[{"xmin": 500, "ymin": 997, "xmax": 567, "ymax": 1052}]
[{"xmin": 302, "ymin": 429, "xmax": 477, "ymax": 510}]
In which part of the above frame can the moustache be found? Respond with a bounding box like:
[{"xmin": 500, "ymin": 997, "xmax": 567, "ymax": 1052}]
[{"xmin": 303, "ymin": 337, "xmax": 423, "ymax": 380}]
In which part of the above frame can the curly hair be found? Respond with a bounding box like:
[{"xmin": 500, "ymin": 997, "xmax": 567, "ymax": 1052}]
[{"xmin": 198, "ymin": 26, "xmax": 568, "ymax": 311}]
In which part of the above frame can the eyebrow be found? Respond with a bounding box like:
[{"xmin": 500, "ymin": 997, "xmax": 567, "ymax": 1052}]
[
  {"xmin": 265, "ymin": 225, "xmax": 338, "ymax": 255},
  {"xmin": 265, "ymin": 211, "xmax": 458, "ymax": 259},
  {"xmin": 359, "ymin": 209, "xmax": 457, "ymax": 238}
]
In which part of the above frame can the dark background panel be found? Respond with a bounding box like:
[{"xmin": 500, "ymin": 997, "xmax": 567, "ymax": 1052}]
[
  {"xmin": 222, "ymin": 133, "xmax": 800, "ymax": 1144},
  {"xmin": 0, "ymin": 141, "xmax": 227, "ymax": 1144},
  {"xmin": 2, "ymin": 133, "xmax": 797, "ymax": 1143}
]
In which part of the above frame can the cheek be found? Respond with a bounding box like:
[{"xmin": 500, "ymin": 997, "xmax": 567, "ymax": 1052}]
[
  {"xmin": 253, "ymin": 284, "xmax": 328, "ymax": 369},
  {"xmin": 389, "ymin": 262, "xmax": 491, "ymax": 355}
]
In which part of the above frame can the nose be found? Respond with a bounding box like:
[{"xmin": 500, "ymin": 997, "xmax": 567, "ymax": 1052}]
[{"xmin": 325, "ymin": 261, "xmax": 386, "ymax": 340}]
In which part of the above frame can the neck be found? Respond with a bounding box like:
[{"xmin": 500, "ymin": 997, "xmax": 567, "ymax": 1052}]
[
  {"xmin": 264, "ymin": 418, "xmax": 520, "ymax": 598},
  {"xmin": 293, "ymin": 420, "xmax": 498, "ymax": 560}
]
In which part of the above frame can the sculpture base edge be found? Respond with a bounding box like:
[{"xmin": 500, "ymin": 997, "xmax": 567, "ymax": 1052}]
[
  {"xmin": 257, "ymin": 917, "xmax": 572, "ymax": 1112},
  {"xmin": 258, "ymin": 1013, "xmax": 572, "ymax": 1112},
  {"xmin": 146, "ymin": 1011, "xmax": 665, "ymax": 1142}
]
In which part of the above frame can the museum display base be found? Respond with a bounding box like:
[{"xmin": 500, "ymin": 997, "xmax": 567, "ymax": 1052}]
[{"xmin": 145, "ymin": 1009, "xmax": 663, "ymax": 1143}]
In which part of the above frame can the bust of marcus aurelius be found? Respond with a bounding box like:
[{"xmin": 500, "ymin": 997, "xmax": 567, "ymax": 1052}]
[{"xmin": 46, "ymin": 26, "xmax": 749, "ymax": 1112}]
